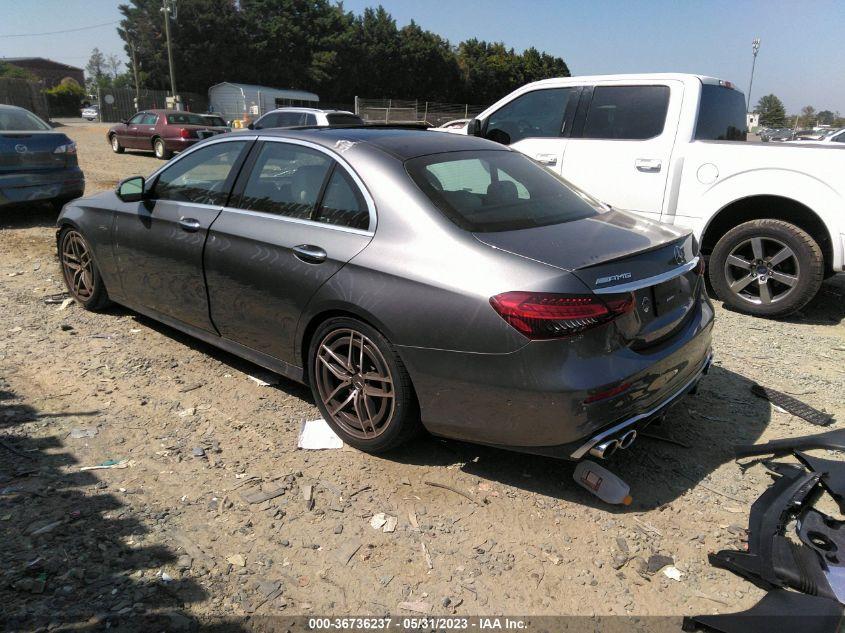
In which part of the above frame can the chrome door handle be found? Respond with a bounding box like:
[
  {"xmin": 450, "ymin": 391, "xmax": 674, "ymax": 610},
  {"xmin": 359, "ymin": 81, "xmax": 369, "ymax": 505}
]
[
  {"xmin": 178, "ymin": 217, "xmax": 201, "ymax": 232},
  {"xmin": 293, "ymin": 244, "xmax": 327, "ymax": 264},
  {"xmin": 635, "ymin": 158, "xmax": 662, "ymax": 173},
  {"xmin": 535, "ymin": 154, "xmax": 558, "ymax": 166}
]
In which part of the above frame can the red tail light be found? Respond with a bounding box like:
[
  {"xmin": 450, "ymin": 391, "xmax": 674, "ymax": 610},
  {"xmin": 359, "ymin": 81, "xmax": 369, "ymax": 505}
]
[
  {"xmin": 179, "ymin": 128, "xmax": 192, "ymax": 139},
  {"xmin": 489, "ymin": 292, "xmax": 633, "ymax": 339}
]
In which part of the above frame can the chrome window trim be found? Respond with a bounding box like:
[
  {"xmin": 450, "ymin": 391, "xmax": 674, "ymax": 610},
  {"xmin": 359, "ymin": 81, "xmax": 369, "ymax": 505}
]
[
  {"xmin": 220, "ymin": 205, "xmax": 374, "ymax": 237},
  {"xmin": 254, "ymin": 135, "xmax": 377, "ymax": 233},
  {"xmin": 592, "ymin": 257, "xmax": 699, "ymax": 294}
]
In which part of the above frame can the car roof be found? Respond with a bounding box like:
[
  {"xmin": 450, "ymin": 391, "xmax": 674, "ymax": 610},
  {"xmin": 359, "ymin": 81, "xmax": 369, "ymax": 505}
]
[
  {"xmin": 228, "ymin": 126, "xmax": 506, "ymax": 161},
  {"xmin": 261, "ymin": 107, "xmax": 357, "ymax": 116}
]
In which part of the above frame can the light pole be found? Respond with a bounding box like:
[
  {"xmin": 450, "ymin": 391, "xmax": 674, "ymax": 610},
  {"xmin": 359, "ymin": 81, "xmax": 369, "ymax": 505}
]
[
  {"xmin": 746, "ymin": 37, "xmax": 761, "ymax": 113},
  {"xmin": 161, "ymin": 0, "xmax": 179, "ymax": 108}
]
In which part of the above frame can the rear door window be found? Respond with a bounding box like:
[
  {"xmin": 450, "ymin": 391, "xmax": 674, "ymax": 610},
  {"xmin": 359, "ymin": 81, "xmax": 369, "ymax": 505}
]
[
  {"xmin": 237, "ymin": 142, "xmax": 333, "ymax": 219},
  {"xmin": 695, "ymin": 84, "xmax": 748, "ymax": 141},
  {"xmin": 315, "ymin": 168, "xmax": 370, "ymax": 230},
  {"xmin": 582, "ymin": 85, "xmax": 670, "ymax": 140},
  {"xmin": 486, "ymin": 88, "xmax": 576, "ymax": 144}
]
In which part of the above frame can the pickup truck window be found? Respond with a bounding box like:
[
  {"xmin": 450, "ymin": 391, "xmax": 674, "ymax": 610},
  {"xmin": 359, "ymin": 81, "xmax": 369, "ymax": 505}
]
[
  {"xmin": 486, "ymin": 88, "xmax": 575, "ymax": 145},
  {"xmin": 582, "ymin": 86, "xmax": 670, "ymax": 140},
  {"xmin": 406, "ymin": 150, "xmax": 598, "ymax": 233},
  {"xmin": 695, "ymin": 84, "xmax": 747, "ymax": 141}
]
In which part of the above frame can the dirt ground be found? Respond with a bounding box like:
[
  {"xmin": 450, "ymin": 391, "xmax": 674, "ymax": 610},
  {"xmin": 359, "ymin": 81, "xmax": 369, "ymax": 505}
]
[{"xmin": 2, "ymin": 121, "xmax": 844, "ymax": 630}]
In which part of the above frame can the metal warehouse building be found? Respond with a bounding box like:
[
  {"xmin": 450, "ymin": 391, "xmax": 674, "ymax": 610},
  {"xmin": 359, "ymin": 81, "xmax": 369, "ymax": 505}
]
[{"xmin": 208, "ymin": 82, "xmax": 319, "ymax": 122}]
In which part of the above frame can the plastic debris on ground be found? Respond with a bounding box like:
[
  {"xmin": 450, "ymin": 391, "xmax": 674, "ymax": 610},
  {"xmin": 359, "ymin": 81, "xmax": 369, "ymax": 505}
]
[
  {"xmin": 297, "ymin": 419, "xmax": 343, "ymax": 450},
  {"xmin": 79, "ymin": 458, "xmax": 129, "ymax": 471},
  {"xmin": 573, "ymin": 460, "xmax": 632, "ymax": 505}
]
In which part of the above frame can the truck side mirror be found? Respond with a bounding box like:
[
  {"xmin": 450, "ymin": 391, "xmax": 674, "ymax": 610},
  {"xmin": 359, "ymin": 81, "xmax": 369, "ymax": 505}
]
[{"xmin": 468, "ymin": 118, "xmax": 482, "ymax": 137}]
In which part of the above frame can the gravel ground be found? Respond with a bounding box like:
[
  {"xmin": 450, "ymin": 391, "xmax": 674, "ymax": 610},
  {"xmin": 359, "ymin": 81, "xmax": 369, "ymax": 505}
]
[{"xmin": 1, "ymin": 121, "xmax": 844, "ymax": 630}]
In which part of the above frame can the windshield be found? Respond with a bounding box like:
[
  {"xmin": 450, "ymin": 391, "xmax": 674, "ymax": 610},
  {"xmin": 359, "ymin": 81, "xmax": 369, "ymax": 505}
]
[
  {"xmin": 166, "ymin": 113, "xmax": 207, "ymax": 126},
  {"xmin": 695, "ymin": 84, "xmax": 747, "ymax": 141},
  {"xmin": 0, "ymin": 108, "xmax": 51, "ymax": 131},
  {"xmin": 406, "ymin": 150, "xmax": 601, "ymax": 233}
]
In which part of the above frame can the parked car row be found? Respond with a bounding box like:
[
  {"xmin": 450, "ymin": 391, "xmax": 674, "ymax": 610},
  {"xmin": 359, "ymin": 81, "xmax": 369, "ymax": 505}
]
[{"xmin": 759, "ymin": 126, "xmax": 844, "ymax": 143}]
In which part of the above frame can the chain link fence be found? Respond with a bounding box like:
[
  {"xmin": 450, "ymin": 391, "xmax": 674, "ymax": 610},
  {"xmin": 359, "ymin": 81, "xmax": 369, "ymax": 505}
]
[
  {"xmin": 97, "ymin": 88, "xmax": 209, "ymax": 123},
  {"xmin": 0, "ymin": 79, "xmax": 50, "ymax": 121},
  {"xmin": 355, "ymin": 98, "xmax": 485, "ymax": 127}
]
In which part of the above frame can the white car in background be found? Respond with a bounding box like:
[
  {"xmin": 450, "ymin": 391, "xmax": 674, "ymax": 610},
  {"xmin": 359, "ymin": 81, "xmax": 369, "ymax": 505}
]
[
  {"xmin": 468, "ymin": 73, "xmax": 845, "ymax": 318},
  {"xmin": 434, "ymin": 118, "xmax": 471, "ymax": 134},
  {"xmin": 787, "ymin": 128, "xmax": 845, "ymax": 145},
  {"xmin": 249, "ymin": 107, "xmax": 363, "ymax": 129},
  {"xmin": 81, "ymin": 105, "xmax": 99, "ymax": 121}
]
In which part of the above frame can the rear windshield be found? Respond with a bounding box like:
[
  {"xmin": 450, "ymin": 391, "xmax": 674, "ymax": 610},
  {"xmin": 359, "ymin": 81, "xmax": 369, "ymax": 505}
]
[
  {"xmin": 406, "ymin": 150, "xmax": 601, "ymax": 233},
  {"xmin": 326, "ymin": 113, "xmax": 364, "ymax": 125},
  {"xmin": 166, "ymin": 113, "xmax": 207, "ymax": 126},
  {"xmin": 205, "ymin": 116, "xmax": 226, "ymax": 126},
  {"xmin": 0, "ymin": 108, "xmax": 51, "ymax": 131},
  {"xmin": 695, "ymin": 84, "xmax": 747, "ymax": 141}
]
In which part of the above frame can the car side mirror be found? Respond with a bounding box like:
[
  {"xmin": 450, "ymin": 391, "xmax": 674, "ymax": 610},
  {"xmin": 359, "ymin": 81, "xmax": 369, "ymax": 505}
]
[
  {"xmin": 116, "ymin": 176, "xmax": 146, "ymax": 203},
  {"xmin": 468, "ymin": 118, "xmax": 482, "ymax": 137}
]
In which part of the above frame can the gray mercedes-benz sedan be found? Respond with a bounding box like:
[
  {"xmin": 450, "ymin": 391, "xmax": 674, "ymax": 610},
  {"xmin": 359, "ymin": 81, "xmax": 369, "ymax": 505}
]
[{"xmin": 56, "ymin": 127, "xmax": 713, "ymax": 460}]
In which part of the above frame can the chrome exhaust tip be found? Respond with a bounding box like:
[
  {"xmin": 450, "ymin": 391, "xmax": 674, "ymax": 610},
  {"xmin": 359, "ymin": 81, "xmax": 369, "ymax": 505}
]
[
  {"xmin": 589, "ymin": 439, "xmax": 620, "ymax": 459},
  {"xmin": 618, "ymin": 429, "xmax": 637, "ymax": 449}
]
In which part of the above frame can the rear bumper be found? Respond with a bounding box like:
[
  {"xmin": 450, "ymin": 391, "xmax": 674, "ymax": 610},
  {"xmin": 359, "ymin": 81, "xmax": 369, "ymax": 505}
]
[
  {"xmin": 399, "ymin": 294, "xmax": 714, "ymax": 457},
  {"xmin": 163, "ymin": 137, "xmax": 201, "ymax": 152},
  {"xmin": 0, "ymin": 168, "xmax": 84, "ymax": 207}
]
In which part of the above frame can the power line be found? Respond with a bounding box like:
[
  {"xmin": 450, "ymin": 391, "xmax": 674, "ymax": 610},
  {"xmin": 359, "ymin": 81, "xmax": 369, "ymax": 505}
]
[{"xmin": 0, "ymin": 20, "xmax": 120, "ymax": 39}]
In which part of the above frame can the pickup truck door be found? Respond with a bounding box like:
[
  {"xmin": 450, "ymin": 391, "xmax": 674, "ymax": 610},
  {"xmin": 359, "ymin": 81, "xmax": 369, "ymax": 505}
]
[
  {"xmin": 559, "ymin": 81, "xmax": 683, "ymax": 222},
  {"xmin": 481, "ymin": 87, "xmax": 580, "ymax": 175}
]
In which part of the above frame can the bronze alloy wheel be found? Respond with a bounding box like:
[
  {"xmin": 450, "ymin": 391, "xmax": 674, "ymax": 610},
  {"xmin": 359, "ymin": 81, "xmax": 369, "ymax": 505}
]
[
  {"xmin": 60, "ymin": 230, "xmax": 95, "ymax": 301},
  {"xmin": 314, "ymin": 328, "xmax": 396, "ymax": 439}
]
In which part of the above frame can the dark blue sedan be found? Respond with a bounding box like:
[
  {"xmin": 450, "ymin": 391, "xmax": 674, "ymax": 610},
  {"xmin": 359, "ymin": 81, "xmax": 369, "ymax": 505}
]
[{"xmin": 0, "ymin": 105, "xmax": 84, "ymax": 210}]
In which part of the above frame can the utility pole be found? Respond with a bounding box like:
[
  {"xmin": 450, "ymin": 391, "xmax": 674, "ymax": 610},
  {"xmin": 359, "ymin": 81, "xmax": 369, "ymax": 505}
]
[
  {"xmin": 746, "ymin": 37, "xmax": 760, "ymax": 113},
  {"xmin": 161, "ymin": 0, "xmax": 179, "ymax": 109},
  {"xmin": 128, "ymin": 41, "xmax": 141, "ymax": 112}
]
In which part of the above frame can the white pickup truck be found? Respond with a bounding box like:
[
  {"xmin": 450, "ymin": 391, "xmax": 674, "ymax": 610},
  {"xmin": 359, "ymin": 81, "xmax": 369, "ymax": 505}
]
[{"xmin": 467, "ymin": 73, "xmax": 844, "ymax": 317}]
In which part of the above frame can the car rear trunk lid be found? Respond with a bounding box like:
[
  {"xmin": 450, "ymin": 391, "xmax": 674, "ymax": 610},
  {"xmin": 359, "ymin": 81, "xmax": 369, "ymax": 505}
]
[
  {"xmin": 0, "ymin": 132, "xmax": 69, "ymax": 172},
  {"xmin": 473, "ymin": 210, "xmax": 702, "ymax": 346}
]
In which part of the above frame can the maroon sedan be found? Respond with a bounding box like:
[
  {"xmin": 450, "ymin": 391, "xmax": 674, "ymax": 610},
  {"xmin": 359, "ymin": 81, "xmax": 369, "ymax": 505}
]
[{"xmin": 107, "ymin": 109, "xmax": 225, "ymax": 160}]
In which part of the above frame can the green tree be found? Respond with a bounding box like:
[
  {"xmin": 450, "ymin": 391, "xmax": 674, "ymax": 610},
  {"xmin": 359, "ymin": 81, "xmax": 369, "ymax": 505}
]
[
  {"xmin": 817, "ymin": 109, "xmax": 835, "ymax": 125},
  {"xmin": 0, "ymin": 61, "xmax": 35, "ymax": 80},
  {"xmin": 800, "ymin": 105, "xmax": 817, "ymax": 128},
  {"xmin": 85, "ymin": 48, "xmax": 108, "ymax": 93},
  {"xmin": 755, "ymin": 94, "xmax": 786, "ymax": 127},
  {"xmin": 45, "ymin": 77, "xmax": 86, "ymax": 116}
]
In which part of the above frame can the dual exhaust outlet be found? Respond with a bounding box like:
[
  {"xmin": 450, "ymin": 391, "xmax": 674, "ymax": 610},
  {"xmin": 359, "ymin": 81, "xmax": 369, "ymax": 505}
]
[{"xmin": 589, "ymin": 429, "xmax": 638, "ymax": 459}]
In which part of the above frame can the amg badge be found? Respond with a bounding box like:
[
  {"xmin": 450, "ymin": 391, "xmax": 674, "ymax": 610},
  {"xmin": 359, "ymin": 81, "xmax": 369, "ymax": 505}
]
[{"xmin": 595, "ymin": 272, "xmax": 632, "ymax": 285}]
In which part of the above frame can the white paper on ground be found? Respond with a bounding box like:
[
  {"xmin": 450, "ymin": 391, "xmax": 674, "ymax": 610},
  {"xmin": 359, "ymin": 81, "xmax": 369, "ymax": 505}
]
[{"xmin": 297, "ymin": 419, "xmax": 344, "ymax": 450}]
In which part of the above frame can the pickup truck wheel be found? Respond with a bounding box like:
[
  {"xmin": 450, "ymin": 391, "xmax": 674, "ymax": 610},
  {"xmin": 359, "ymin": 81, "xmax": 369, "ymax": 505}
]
[{"xmin": 709, "ymin": 219, "xmax": 823, "ymax": 318}]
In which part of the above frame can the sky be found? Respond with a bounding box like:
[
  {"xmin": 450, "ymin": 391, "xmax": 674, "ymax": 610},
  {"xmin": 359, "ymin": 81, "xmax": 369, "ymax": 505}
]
[{"xmin": 1, "ymin": 0, "xmax": 843, "ymax": 114}]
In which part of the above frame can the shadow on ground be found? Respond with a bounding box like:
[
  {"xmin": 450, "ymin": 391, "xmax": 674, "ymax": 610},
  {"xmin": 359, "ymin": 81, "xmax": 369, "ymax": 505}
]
[
  {"xmin": 383, "ymin": 365, "xmax": 772, "ymax": 513},
  {"xmin": 0, "ymin": 378, "xmax": 246, "ymax": 632},
  {"xmin": 0, "ymin": 202, "xmax": 60, "ymax": 230}
]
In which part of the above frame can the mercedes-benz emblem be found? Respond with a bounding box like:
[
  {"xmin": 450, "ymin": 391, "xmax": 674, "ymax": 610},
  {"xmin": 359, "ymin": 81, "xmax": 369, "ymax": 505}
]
[
  {"xmin": 673, "ymin": 245, "xmax": 686, "ymax": 265},
  {"xmin": 14, "ymin": 144, "xmax": 27, "ymax": 154},
  {"xmin": 641, "ymin": 296, "xmax": 651, "ymax": 313}
]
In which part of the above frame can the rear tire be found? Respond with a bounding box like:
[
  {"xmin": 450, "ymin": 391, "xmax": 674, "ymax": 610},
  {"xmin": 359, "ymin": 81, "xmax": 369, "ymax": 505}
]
[
  {"xmin": 153, "ymin": 138, "xmax": 172, "ymax": 160},
  {"xmin": 307, "ymin": 317, "xmax": 421, "ymax": 453},
  {"xmin": 110, "ymin": 134, "xmax": 124, "ymax": 154},
  {"xmin": 58, "ymin": 227, "xmax": 111, "ymax": 311},
  {"xmin": 709, "ymin": 219, "xmax": 823, "ymax": 318}
]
